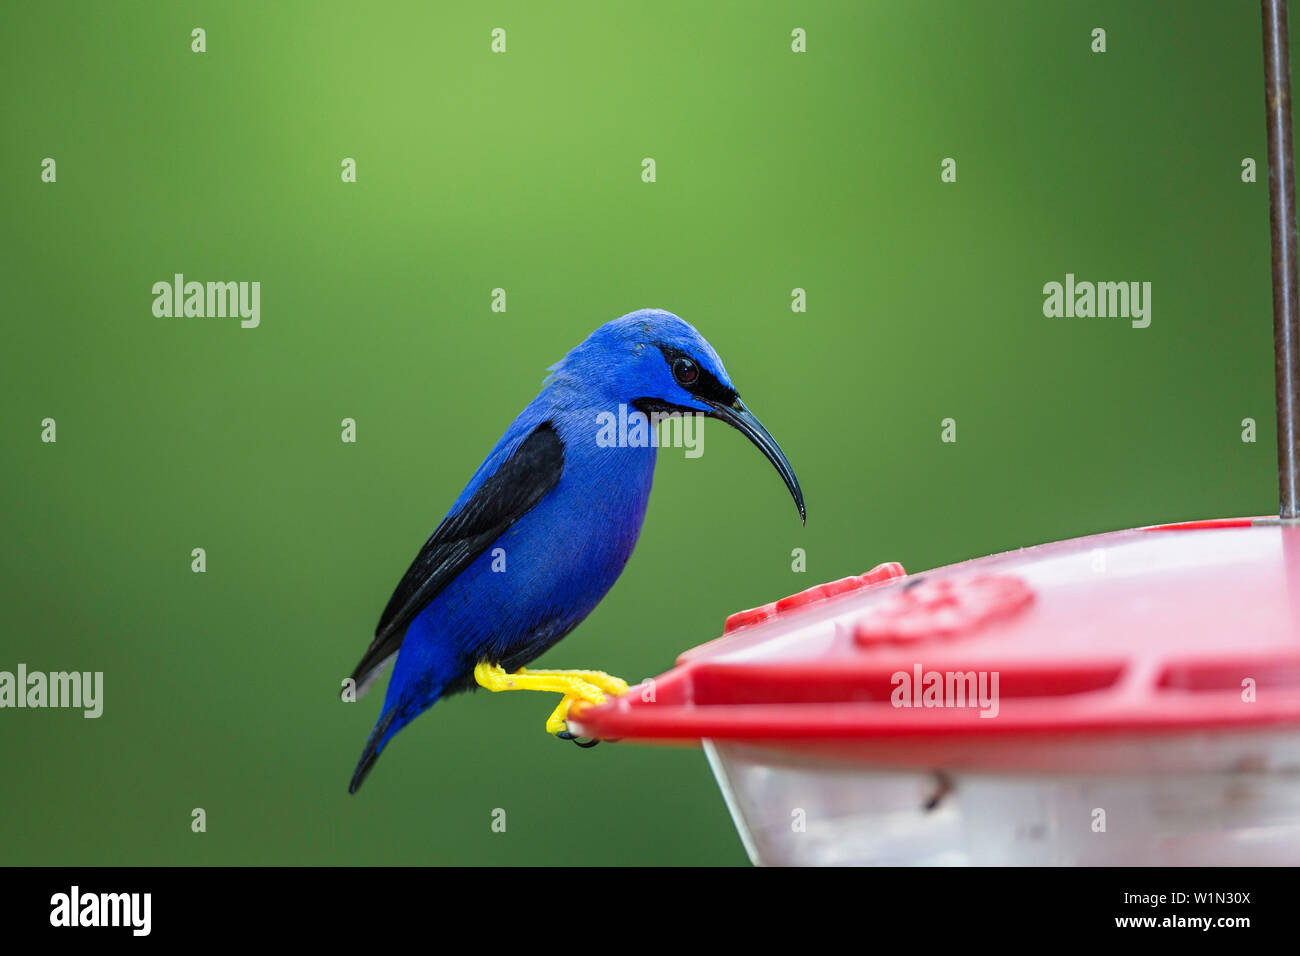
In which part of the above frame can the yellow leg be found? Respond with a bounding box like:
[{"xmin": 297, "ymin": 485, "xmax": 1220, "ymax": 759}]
[
  {"xmin": 473, "ymin": 662, "xmax": 629, "ymax": 737},
  {"xmin": 518, "ymin": 667, "xmax": 628, "ymax": 697},
  {"xmin": 547, "ymin": 694, "xmax": 578, "ymax": 736}
]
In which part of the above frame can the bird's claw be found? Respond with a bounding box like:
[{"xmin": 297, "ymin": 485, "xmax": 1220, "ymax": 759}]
[
  {"xmin": 543, "ymin": 672, "xmax": 629, "ymax": 745},
  {"xmin": 555, "ymin": 729, "xmax": 601, "ymax": 748},
  {"xmin": 473, "ymin": 661, "xmax": 627, "ymax": 746},
  {"xmin": 552, "ymin": 695, "xmax": 615, "ymax": 747}
]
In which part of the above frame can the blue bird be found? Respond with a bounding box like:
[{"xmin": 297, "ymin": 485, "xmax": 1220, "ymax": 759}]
[{"xmin": 344, "ymin": 309, "xmax": 804, "ymax": 793}]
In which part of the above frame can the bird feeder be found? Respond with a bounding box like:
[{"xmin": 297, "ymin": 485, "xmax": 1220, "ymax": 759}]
[{"xmin": 568, "ymin": 1, "xmax": 1300, "ymax": 865}]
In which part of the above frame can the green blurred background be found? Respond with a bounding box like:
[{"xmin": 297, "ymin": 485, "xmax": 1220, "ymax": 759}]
[{"xmin": 0, "ymin": 1, "xmax": 1286, "ymax": 864}]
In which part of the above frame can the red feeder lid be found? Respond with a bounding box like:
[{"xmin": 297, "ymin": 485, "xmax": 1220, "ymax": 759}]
[{"xmin": 569, "ymin": 517, "xmax": 1300, "ymax": 767}]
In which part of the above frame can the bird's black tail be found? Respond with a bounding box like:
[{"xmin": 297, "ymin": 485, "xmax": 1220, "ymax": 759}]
[{"xmin": 348, "ymin": 709, "xmax": 398, "ymax": 795}]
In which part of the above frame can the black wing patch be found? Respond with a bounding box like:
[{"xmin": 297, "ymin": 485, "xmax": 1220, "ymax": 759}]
[{"xmin": 344, "ymin": 422, "xmax": 565, "ymax": 697}]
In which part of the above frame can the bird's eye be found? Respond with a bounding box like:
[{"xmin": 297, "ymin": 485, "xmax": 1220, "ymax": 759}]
[{"xmin": 672, "ymin": 356, "xmax": 699, "ymax": 387}]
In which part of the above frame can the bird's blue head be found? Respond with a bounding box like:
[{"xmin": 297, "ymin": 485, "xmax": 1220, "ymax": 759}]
[{"xmin": 551, "ymin": 309, "xmax": 805, "ymax": 523}]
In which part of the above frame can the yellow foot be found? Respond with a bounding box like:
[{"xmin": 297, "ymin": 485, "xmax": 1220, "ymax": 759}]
[{"xmin": 473, "ymin": 662, "xmax": 629, "ymax": 737}]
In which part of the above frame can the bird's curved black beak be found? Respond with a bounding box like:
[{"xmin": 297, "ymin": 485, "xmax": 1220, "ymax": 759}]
[{"xmin": 706, "ymin": 397, "xmax": 806, "ymax": 524}]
